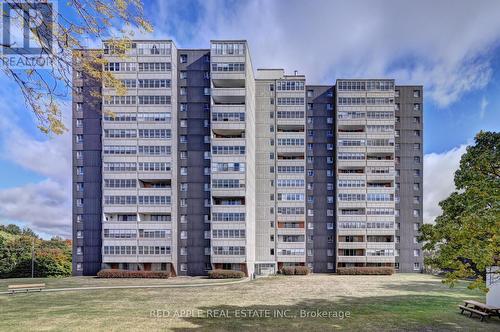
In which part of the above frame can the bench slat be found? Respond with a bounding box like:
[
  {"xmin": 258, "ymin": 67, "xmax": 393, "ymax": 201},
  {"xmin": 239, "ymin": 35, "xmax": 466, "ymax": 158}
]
[{"xmin": 8, "ymin": 283, "xmax": 45, "ymax": 289}]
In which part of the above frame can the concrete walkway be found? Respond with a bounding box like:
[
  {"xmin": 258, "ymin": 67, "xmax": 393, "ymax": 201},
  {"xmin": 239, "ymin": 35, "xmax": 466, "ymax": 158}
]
[{"xmin": 0, "ymin": 277, "xmax": 251, "ymax": 295}]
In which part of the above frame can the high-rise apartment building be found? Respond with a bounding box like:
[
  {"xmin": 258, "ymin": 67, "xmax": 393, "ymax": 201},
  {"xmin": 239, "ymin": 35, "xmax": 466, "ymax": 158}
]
[{"xmin": 72, "ymin": 40, "xmax": 423, "ymax": 276}]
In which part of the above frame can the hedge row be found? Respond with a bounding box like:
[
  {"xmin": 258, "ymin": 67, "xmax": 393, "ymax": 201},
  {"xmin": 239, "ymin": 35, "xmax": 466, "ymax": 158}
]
[
  {"xmin": 280, "ymin": 266, "xmax": 310, "ymax": 275},
  {"xmin": 337, "ymin": 267, "xmax": 394, "ymax": 275},
  {"xmin": 208, "ymin": 269, "xmax": 245, "ymax": 279},
  {"xmin": 96, "ymin": 269, "xmax": 170, "ymax": 278}
]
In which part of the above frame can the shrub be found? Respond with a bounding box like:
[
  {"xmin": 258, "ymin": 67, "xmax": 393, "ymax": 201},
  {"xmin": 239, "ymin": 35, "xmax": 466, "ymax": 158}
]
[
  {"xmin": 280, "ymin": 266, "xmax": 295, "ymax": 275},
  {"xmin": 294, "ymin": 266, "xmax": 310, "ymax": 275},
  {"xmin": 208, "ymin": 269, "xmax": 245, "ymax": 279},
  {"xmin": 337, "ymin": 267, "xmax": 394, "ymax": 275},
  {"xmin": 97, "ymin": 269, "xmax": 170, "ymax": 278}
]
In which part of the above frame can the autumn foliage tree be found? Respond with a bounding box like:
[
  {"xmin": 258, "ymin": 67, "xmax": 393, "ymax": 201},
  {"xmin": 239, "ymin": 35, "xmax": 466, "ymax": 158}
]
[
  {"xmin": 420, "ymin": 131, "xmax": 500, "ymax": 291},
  {"xmin": 0, "ymin": 225, "xmax": 72, "ymax": 278},
  {"xmin": 1, "ymin": 0, "xmax": 152, "ymax": 134}
]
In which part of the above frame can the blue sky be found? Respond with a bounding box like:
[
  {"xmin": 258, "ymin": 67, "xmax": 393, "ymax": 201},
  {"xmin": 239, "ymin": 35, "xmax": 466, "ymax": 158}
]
[{"xmin": 0, "ymin": 0, "xmax": 499, "ymax": 238}]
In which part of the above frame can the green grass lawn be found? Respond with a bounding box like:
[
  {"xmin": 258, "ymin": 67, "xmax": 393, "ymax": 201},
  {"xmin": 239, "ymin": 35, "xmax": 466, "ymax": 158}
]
[{"xmin": 0, "ymin": 273, "xmax": 498, "ymax": 331}]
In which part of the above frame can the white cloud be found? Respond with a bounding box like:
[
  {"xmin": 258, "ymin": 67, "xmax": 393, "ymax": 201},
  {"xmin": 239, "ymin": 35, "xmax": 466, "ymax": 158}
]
[
  {"xmin": 149, "ymin": 0, "xmax": 500, "ymax": 107},
  {"xmin": 423, "ymin": 145, "xmax": 468, "ymax": 224},
  {"xmin": 0, "ymin": 179, "xmax": 71, "ymax": 237},
  {"xmin": 0, "ymin": 90, "xmax": 72, "ymax": 238},
  {"xmin": 480, "ymin": 96, "xmax": 489, "ymax": 119}
]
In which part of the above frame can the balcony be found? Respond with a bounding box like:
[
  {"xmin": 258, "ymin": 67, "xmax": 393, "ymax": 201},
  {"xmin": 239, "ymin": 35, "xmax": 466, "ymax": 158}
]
[
  {"xmin": 337, "ymin": 228, "xmax": 366, "ymax": 236},
  {"xmin": 211, "ymin": 71, "xmax": 246, "ymax": 86},
  {"xmin": 338, "ymin": 242, "xmax": 366, "ymax": 249},
  {"xmin": 337, "ymin": 256, "xmax": 366, "ymax": 263},
  {"xmin": 366, "ymin": 228, "xmax": 395, "ymax": 236},
  {"xmin": 276, "ymin": 227, "xmax": 306, "ymax": 236},
  {"xmin": 366, "ymin": 242, "xmax": 395, "ymax": 250},
  {"xmin": 211, "ymin": 88, "xmax": 246, "ymax": 104},
  {"xmin": 211, "ymin": 254, "xmax": 246, "ymax": 264},
  {"xmin": 366, "ymin": 255, "xmax": 395, "ymax": 263}
]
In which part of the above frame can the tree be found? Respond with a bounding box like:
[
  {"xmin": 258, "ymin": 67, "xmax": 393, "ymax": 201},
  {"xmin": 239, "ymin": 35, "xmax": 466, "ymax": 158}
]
[
  {"xmin": 420, "ymin": 131, "xmax": 500, "ymax": 291},
  {"xmin": 1, "ymin": 0, "xmax": 152, "ymax": 134},
  {"xmin": 0, "ymin": 228, "xmax": 72, "ymax": 278},
  {"xmin": 1, "ymin": 224, "xmax": 22, "ymax": 235}
]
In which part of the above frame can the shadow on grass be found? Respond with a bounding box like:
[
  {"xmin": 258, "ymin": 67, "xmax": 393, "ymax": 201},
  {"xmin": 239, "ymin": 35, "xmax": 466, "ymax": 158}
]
[{"xmin": 163, "ymin": 295, "xmax": 500, "ymax": 332}]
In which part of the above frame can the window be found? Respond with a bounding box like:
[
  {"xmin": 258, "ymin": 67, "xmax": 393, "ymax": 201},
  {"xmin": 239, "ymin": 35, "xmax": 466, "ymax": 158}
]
[
  {"xmin": 413, "ymin": 209, "xmax": 420, "ymax": 217},
  {"xmin": 180, "ymin": 71, "xmax": 187, "ymax": 79},
  {"xmin": 76, "ymin": 183, "xmax": 84, "ymax": 192},
  {"xmin": 180, "ymin": 54, "xmax": 187, "ymax": 63},
  {"xmin": 413, "ymin": 262, "xmax": 420, "ymax": 270},
  {"xmin": 413, "ymin": 183, "xmax": 420, "ymax": 191},
  {"xmin": 413, "ymin": 116, "xmax": 421, "ymax": 124},
  {"xmin": 204, "ymin": 88, "xmax": 210, "ymax": 96},
  {"xmin": 76, "ymin": 167, "xmax": 84, "ymax": 176},
  {"xmin": 414, "ymin": 223, "xmax": 420, "ymax": 231},
  {"xmin": 76, "ymin": 103, "xmax": 82, "ymax": 112},
  {"xmin": 307, "ymin": 90, "xmax": 313, "ymax": 97},
  {"xmin": 180, "ymin": 151, "xmax": 187, "ymax": 159},
  {"xmin": 414, "ymin": 130, "xmax": 420, "ymax": 137},
  {"xmin": 414, "ymin": 156, "xmax": 420, "ymax": 163},
  {"xmin": 76, "ymin": 135, "xmax": 83, "ymax": 143},
  {"xmin": 414, "ymin": 143, "xmax": 421, "ymax": 150},
  {"xmin": 413, "ymin": 196, "xmax": 420, "ymax": 204},
  {"xmin": 180, "ymin": 87, "xmax": 187, "ymax": 95},
  {"xmin": 180, "ymin": 167, "xmax": 188, "ymax": 176},
  {"xmin": 414, "ymin": 103, "xmax": 420, "ymax": 111},
  {"xmin": 395, "ymin": 90, "xmax": 399, "ymax": 97},
  {"xmin": 413, "ymin": 90, "xmax": 420, "ymax": 98},
  {"xmin": 76, "ymin": 119, "xmax": 83, "ymax": 128},
  {"xmin": 76, "ymin": 151, "xmax": 82, "ymax": 160},
  {"xmin": 414, "ymin": 249, "xmax": 420, "ymax": 257},
  {"xmin": 414, "ymin": 169, "xmax": 421, "ymax": 177},
  {"xmin": 180, "ymin": 120, "xmax": 187, "ymax": 128},
  {"xmin": 180, "ymin": 103, "xmax": 187, "ymax": 112},
  {"xmin": 180, "ymin": 264, "xmax": 187, "ymax": 272},
  {"xmin": 76, "ymin": 263, "xmax": 82, "ymax": 271}
]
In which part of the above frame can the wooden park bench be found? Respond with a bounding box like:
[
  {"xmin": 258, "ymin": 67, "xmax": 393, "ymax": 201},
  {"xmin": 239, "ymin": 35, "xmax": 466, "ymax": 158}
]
[
  {"xmin": 459, "ymin": 300, "xmax": 500, "ymax": 322},
  {"xmin": 7, "ymin": 283, "xmax": 46, "ymax": 294}
]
